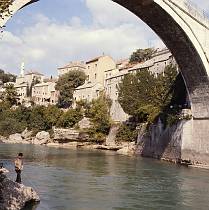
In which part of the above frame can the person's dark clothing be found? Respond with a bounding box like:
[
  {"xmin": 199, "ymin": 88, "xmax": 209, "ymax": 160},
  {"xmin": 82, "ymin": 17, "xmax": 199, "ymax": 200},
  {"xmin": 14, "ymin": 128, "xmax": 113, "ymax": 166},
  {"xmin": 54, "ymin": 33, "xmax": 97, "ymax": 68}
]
[{"xmin": 15, "ymin": 169, "xmax": 21, "ymax": 184}]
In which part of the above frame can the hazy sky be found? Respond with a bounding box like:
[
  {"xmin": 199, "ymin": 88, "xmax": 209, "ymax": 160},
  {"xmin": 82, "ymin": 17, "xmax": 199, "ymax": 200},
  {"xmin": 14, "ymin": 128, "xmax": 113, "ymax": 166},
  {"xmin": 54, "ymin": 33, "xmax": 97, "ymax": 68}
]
[{"xmin": 0, "ymin": 0, "xmax": 208, "ymax": 76}]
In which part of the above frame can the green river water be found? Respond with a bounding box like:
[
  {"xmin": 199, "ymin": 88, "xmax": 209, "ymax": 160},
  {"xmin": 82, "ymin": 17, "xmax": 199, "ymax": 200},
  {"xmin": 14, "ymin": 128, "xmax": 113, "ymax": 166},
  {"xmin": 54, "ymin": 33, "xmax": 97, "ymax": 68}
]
[{"xmin": 1, "ymin": 144, "xmax": 209, "ymax": 210}]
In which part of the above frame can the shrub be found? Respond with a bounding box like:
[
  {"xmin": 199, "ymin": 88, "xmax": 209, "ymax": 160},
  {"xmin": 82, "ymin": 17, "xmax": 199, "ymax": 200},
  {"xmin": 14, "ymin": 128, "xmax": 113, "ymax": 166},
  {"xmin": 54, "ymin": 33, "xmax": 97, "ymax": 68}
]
[
  {"xmin": 57, "ymin": 108, "xmax": 83, "ymax": 128},
  {"xmin": 88, "ymin": 93, "xmax": 112, "ymax": 135},
  {"xmin": 116, "ymin": 124, "xmax": 138, "ymax": 143}
]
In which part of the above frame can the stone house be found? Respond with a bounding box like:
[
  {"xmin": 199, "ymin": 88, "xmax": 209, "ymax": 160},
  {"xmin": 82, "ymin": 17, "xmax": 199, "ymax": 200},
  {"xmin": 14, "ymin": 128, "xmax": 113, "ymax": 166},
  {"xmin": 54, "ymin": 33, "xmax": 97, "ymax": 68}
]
[
  {"xmin": 73, "ymin": 55, "xmax": 116, "ymax": 105},
  {"xmin": 57, "ymin": 61, "xmax": 86, "ymax": 77},
  {"xmin": 32, "ymin": 81, "xmax": 59, "ymax": 106}
]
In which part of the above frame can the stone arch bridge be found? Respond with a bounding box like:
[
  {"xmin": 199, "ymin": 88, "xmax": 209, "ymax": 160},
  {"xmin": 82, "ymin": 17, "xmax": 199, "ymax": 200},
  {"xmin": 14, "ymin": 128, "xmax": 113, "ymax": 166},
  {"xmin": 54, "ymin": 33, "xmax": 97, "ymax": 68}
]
[{"xmin": 1, "ymin": 0, "xmax": 209, "ymax": 163}]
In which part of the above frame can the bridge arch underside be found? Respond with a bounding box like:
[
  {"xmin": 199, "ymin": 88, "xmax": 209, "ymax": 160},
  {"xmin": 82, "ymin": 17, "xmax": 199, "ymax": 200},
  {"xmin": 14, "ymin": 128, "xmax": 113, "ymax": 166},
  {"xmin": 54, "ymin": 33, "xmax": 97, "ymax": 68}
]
[{"xmin": 114, "ymin": 0, "xmax": 209, "ymax": 119}]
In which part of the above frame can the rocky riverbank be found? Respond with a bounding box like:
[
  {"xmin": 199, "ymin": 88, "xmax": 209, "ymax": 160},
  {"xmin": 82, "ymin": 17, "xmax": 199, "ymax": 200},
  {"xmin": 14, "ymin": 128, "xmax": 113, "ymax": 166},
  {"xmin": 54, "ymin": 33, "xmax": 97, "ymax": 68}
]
[
  {"xmin": 0, "ymin": 174, "xmax": 40, "ymax": 210},
  {"xmin": 0, "ymin": 127, "xmax": 137, "ymax": 156}
]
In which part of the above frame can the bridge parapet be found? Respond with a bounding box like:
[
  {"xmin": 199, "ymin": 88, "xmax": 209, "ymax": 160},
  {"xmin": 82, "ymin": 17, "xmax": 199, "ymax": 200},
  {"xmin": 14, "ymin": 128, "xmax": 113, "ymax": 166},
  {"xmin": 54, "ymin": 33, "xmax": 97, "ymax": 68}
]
[{"xmin": 170, "ymin": 0, "xmax": 209, "ymax": 28}]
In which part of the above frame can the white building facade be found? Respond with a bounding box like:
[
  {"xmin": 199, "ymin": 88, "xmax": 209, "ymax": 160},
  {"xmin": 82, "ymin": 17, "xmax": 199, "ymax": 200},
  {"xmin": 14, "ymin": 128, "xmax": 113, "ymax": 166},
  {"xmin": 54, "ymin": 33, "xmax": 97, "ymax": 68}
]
[
  {"xmin": 32, "ymin": 82, "xmax": 59, "ymax": 106},
  {"xmin": 73, "ymin": 55, "xmax": 116, "ymax": 103}
]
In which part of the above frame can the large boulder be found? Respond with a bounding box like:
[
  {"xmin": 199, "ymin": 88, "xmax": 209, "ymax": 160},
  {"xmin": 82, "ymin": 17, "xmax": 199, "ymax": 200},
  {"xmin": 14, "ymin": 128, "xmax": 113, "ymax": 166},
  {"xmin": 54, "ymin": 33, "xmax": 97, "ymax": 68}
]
[
  {"xmin": 53, "ymin": 128, "xmax": 80, "ymax": 142},
  {"xmin": 117, "ymin": 142, "xmax": 136, "ymax": 156},
  {"xmin": 9, "ymin": 133, "xmax": 23, "ymax": 142},
  {"xmin": 0, "ymin": 174, "xmax": 40, "ymax": 210},
  {"xmin": 33, "ymin": 131, "xmax": 51, "ymax": 145}
]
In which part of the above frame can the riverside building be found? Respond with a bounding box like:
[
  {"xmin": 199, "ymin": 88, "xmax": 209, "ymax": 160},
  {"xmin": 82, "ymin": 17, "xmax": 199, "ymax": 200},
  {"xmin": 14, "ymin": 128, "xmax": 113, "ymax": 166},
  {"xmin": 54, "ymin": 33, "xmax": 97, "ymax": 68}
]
[
  {"xmin": 14, "ymin": 63, "xmax": 58, "ymax": 106},
  {"xmin": 105, "ymin": 48, "xmax": 176, "ymax": 122},
  {"xmin": 73, "ymin": 55, "xmax": 116, "ymax": 103},
  {"xmin": 32, "ymin": 81, "xmax": 59, "ymax": 106},
  {"xmin": 57, "ymin": 61, "xmax": 86, "ymax": 77}
]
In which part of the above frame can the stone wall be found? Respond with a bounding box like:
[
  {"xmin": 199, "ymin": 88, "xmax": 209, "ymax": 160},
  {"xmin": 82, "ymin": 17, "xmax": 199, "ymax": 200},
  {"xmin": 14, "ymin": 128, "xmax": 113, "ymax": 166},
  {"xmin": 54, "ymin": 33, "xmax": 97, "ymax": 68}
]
[{"xmin": 137, "ymin": 119, "xmax": 209, "ymax": 164}]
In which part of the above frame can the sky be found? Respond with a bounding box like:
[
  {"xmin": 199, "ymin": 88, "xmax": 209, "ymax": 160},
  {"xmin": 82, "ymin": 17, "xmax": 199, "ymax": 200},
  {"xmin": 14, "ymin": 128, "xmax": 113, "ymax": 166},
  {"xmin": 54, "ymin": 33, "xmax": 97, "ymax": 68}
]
[{"xmin": 0, "ymin": 0, "xmax": 208, "ymax": 76}]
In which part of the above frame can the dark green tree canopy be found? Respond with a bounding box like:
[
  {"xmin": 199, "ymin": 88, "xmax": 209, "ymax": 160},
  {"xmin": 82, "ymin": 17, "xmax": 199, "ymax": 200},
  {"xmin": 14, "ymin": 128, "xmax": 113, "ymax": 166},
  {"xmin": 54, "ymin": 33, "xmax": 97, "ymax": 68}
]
[
  {"xmin": 0, "ymin": 69, "xmax": 16, "ymax": 83},
  {"xmin": 55, "ymin": 70, "xmax": 87, "ymax": 108},
  {"xmin": 129, "ymin": 48, "xmax": 157, "ymax": 64},
  {"xmin": 2, "ymin": 84, "xmax": 18, "ymax": 106},
  {"xmin": 118, "ymin": 65, "xmax": 187, "ymax": 124}
]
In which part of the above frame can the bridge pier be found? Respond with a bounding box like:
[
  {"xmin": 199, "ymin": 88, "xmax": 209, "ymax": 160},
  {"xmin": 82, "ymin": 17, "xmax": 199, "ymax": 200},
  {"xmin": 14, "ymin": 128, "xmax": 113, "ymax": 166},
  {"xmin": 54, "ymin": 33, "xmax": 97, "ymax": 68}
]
[
  {"xmin": 181, "ymin": 119, "xmax": 209, "ymax": 164},
  {"xmin": 137, "ymin": 118, "xmax": 209, "ymax": 165}
]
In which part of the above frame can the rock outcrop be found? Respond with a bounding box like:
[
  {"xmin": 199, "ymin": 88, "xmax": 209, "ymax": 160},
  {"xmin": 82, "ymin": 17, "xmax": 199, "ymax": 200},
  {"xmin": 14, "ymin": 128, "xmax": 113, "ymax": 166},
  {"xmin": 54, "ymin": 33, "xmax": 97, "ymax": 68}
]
[
  {"xmin": 117, "ymin": 142, "xmax": 136, "ymax": 156},
  {"xmin": 2, "ymin": 134, "xmax": 30, "ymax": 144},
  {"xmin": 33, "ymin": 131, "xmax": 51, "ymax": 145},
  {"xmin": 0, "ymin": 174, "xmax": 40, "ymax": 210},
  {"xmin": 53, "ymin": 128, "xmax": 80, "ymax": 142},
  {"xmin": 78, "ymin": 117, "xmax": 91, "ymax": 129}
]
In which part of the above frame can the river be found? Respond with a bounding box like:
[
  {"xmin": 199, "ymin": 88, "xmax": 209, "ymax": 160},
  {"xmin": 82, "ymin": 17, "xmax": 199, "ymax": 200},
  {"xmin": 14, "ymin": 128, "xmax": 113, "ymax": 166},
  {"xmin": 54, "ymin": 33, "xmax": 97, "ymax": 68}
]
[{"xmin": 1, "ymin": 144, "xmax": 209, "ymax": 210}]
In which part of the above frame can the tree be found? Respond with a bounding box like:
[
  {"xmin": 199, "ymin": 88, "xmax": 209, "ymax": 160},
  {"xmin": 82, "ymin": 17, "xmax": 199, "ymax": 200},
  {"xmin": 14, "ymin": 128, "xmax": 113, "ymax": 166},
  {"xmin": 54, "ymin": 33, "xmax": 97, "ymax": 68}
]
[
  {"xmin": 0, "ymin": 1, "xmax": 13, "ymax": 19},
  {"xmin": 129, "ymin": 48, "xmax": 156, "ymax": 63},
  {"xmin": 55, "ymin": 70, "xmax": 86, "ymax": 108},
  {"xmin": 28, "ymin": 77, "xmax": 41, "ymax": 97},
  {"xmin": 0, "ymin": 69, "xmax": 16, "ymax": 83},
  {"xmin": 118, "ymin": 65, "xmax": 181, "ymax": 124},
  {"xmin": 44, "ymin": 105, "xmax": 63, "ymax": 127},
  {"xmin": 3, "ymin": 84, "xmax": 18, "ymax": 106},
  {"xmin": 87, "ymin": 92, "xmax": 112, "ymax": 135}
]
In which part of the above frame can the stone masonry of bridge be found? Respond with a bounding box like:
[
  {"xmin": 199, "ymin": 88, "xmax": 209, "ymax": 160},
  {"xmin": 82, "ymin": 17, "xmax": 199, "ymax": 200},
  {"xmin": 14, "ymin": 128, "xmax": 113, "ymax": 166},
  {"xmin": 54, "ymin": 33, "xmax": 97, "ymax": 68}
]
[{"xmin": 1, "ymin": 0, "xmax": 209, "ymax": 164}]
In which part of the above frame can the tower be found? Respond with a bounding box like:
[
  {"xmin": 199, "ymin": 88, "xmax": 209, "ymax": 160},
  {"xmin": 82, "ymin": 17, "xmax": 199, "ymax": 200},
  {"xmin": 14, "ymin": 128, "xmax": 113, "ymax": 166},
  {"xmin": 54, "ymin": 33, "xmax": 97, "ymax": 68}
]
[{"xmin": 20, "ymin": 62, "xmax": 25, "ymax": 77}]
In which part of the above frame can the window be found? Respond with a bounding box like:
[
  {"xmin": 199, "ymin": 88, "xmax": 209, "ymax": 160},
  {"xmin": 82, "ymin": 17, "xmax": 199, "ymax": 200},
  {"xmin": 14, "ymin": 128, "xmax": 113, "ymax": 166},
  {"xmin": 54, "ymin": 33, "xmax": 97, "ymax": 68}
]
[{"xmin": 95, "ymin": 73, "xmax": 97, "ymax": 79}]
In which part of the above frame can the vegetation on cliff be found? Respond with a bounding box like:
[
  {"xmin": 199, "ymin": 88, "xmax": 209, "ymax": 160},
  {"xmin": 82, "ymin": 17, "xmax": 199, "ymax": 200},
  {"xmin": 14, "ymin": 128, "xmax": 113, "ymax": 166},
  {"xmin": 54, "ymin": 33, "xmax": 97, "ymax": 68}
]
[{"xmin": 116, "ymin": 65, "xmax": 188, "ymax": 142}]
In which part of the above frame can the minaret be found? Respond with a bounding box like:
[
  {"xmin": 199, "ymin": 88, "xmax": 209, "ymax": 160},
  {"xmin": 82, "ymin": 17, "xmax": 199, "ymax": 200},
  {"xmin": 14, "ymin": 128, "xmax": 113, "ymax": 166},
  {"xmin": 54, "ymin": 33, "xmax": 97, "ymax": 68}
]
[{"xmin": 20, "ymin": 62, "xmax": 25, "ymax": 77}]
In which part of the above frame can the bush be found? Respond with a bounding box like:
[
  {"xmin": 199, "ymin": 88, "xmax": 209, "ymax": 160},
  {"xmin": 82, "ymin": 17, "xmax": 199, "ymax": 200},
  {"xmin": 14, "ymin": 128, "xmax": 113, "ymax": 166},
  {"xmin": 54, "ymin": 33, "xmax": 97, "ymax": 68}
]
[
  {"xmin": 88, "ymin": 93, "xmax": 112, "ymax": 135},
  {"xmin": 57, "ymin": 108, "xmax": 83, "ymax": 128},
  {"xmin": 87, "ymin": 128, "xmax": 106, "ymax": 144},
  {"xmin": 116, "ymin": 124, "xmax": 138, "ymax": 143}
]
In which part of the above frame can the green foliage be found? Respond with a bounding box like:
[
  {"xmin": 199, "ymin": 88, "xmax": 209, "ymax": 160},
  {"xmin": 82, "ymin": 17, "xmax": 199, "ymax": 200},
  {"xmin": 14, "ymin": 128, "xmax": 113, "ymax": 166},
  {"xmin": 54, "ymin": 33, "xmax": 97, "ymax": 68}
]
[
  {"xmin": 44, "ymin": 105, "xmax": 63, "ymax": 127},
  {"xmin": 87, "ymin": 93, "xmax": 112, "ymax": 135},
  {"xmin": 129, "ymin": 48, "xmax": 156, "ymax": 63},
  {"xmin": 88, "ymin": 128, "xmax": 106, "ymax": 144},
  {"xmin": 28, "ymin": 77, "xmax": 40, "ymax": 97},
  {"xmin": 0, "ymin": 69, "xmax": 16, "ymax": 83},
  {"xmin": 116, "ymin": 124, "xmax": 138, "ymax": 142},
  {"xmin": 57, "ymin": 108, "xmax": 83, "ymax": 128},
  {"xmin": 56, "ymin": 70, "xmax": 86, "ymax": 108},
  {"xmin": 3, "ymin": 84, "xmax": 18, "ymax": 106},
  {"xmin": 0, "ymin": 118, "xmax": 25, "ymax": 137},
  {"xmin": 118, "ymin": 65, "xmax": 184, "ymax": 125},
  {"xmin": 0, "ymin": 104, "xmax": 64, "ymax": 136}
]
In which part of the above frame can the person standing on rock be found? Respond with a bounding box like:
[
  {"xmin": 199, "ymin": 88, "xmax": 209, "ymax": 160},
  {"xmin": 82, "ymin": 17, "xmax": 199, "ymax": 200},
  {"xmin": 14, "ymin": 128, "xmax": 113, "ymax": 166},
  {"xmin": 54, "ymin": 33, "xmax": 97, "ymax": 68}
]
[{"xmin": 14, "ymin": 153, "xmax": 23, "ymax": 184}]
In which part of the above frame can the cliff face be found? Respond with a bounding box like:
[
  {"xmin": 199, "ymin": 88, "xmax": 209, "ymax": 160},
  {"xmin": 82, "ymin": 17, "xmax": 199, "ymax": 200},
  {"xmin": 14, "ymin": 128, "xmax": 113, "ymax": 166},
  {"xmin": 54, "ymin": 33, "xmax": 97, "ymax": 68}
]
[{"xmin": 0, "ymin": 174, "xmax": 40, "ymax": 210}]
